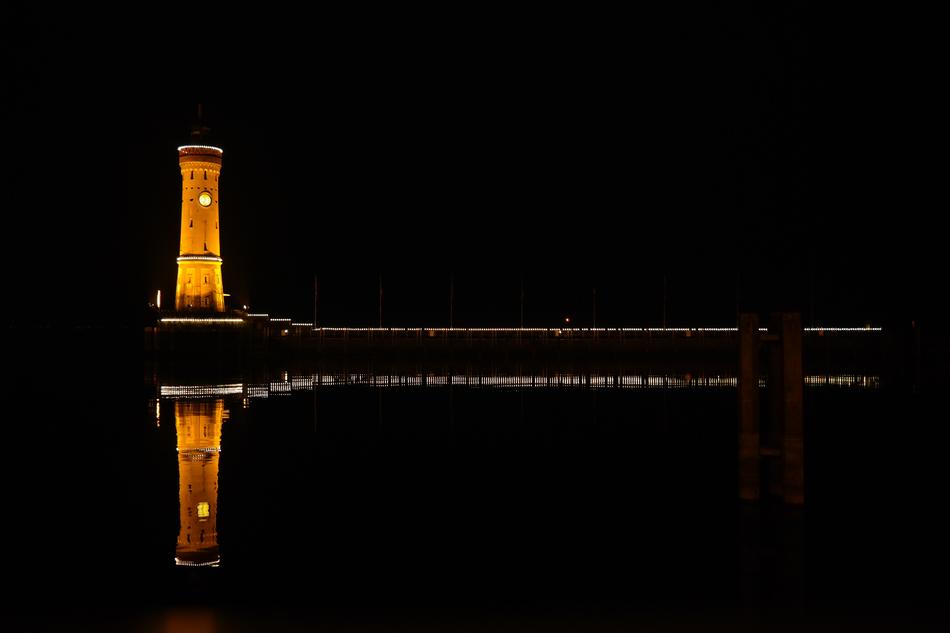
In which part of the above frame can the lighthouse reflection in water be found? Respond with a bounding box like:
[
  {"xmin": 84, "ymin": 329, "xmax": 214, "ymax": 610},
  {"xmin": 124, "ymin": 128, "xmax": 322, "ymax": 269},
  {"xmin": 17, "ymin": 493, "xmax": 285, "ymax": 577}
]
[{"xmin": 174, "ymin": 400, "xmax": 226, "ymax": 567}]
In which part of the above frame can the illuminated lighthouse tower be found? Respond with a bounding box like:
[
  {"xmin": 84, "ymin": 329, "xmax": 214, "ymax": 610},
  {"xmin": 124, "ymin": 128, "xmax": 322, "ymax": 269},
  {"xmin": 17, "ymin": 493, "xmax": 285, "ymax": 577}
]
[{"xmin": 175, "ymin": 144, "xmax": 225, "ymax": 311}]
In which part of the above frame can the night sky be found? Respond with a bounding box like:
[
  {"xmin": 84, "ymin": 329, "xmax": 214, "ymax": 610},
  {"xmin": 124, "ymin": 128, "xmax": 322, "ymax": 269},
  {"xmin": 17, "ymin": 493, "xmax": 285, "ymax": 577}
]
[
  {"xmin": 7, "ymin": 6, "xmax": 933, "ymax": 329},
  {"xmin": 5, "ymin": 9, "xmax": 948, "ymax": 630}
]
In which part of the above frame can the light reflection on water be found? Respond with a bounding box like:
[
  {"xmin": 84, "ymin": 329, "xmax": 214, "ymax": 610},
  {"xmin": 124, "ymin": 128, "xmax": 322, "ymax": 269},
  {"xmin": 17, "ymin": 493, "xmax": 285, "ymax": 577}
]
[
  {"xmin": 174, "ymin": 400, "xmax": 226, "ymax": 567},
  {"xmin": 155, "ymin": 369, "xmax": 879, "ymax": 572},
  {"xmin": 158, "ymin": 371, "xmax": 879, "ymax": 399}
]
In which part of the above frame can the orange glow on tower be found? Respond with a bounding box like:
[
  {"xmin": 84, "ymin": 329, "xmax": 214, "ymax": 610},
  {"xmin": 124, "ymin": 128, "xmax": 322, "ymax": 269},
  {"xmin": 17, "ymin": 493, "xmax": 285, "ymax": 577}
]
[
  {"xmin": 175, "ymin": 145, "xmax": 225, "ymax": 311},
  {"xmin": 174, "ymin": 399, "xmax": 227, "ymax": 566}
]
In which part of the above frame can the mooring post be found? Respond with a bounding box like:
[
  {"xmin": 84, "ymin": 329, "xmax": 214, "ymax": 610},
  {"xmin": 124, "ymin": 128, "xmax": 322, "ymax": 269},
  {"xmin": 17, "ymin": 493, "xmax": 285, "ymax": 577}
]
[
  {"xmin": 767, "ymin": 313, "xmax": 786, "ymax": 498},
  {"xmin": 781, "ymin": 312, "xmax": 804, "ymax": 505},
  {"xmin": 738, "ymin": 313, "xmax": 760, "ymax": 501}
]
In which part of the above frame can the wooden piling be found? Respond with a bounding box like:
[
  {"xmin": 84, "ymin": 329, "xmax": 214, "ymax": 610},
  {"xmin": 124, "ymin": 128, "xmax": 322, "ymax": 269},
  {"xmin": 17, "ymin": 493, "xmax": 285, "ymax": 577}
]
[
  {"xmin": 781, "ymin": 312, "xmax": 804, "ymax": 505},
  {"xmin": 738, "ymin": 313, "xmax": 760, "ymax": 501},
  {"xmin": 738, "ymin": 311, "xmax": 804, "ymax": 505},
  {"xmin": 767, "ymin": 313, "xmax": 786, "ymax": 497}
]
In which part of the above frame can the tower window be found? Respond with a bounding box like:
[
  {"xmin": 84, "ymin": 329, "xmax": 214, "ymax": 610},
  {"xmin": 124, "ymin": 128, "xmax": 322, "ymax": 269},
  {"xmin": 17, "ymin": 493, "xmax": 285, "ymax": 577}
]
[
  {"xmin": 189, "ymin": 219, "xmax": 193, "ymax": 228},
  {"xmin": 190, "ymin": 171, "xmax": 194, "ymax": 179},
  {"xmin": 204, "ymin": 171, "xmax": 207, "ymax": 180}
]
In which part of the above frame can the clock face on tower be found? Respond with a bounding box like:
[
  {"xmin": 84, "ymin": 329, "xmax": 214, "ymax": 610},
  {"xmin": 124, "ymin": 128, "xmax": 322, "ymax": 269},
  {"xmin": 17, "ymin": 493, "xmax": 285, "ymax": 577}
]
[{"xmin": 198, "ymin": 191, "xmax": 212, "ymax": 207}]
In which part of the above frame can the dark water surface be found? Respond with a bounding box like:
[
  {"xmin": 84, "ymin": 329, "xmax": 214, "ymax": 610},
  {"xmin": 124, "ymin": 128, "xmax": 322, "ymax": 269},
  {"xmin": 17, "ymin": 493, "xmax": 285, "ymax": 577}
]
[{"xmin": 3, "ymin": 335, "xmax": 945, "ymax": 631}]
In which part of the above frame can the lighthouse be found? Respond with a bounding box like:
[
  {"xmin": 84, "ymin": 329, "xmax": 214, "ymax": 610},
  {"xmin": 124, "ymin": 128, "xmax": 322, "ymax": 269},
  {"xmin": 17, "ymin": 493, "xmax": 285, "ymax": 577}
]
[{"xmin": 175, "ymin": 144, "xmax": 225, "ymax": 311}]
